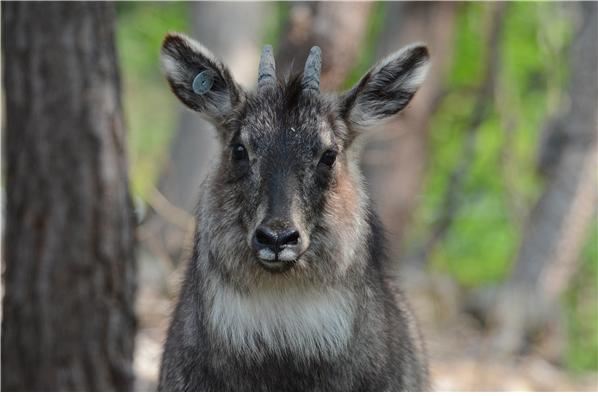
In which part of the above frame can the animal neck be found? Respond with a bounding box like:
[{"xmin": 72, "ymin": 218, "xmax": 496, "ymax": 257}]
[{"xmin": 202, "ymin": 274, "xmax": 358, "ymax": 362}]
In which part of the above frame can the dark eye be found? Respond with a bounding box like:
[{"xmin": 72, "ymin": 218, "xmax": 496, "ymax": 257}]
[
  {"xmin": 319, "ymin": 150, "xmax": 337, "ymax": 168},
  {"xmin": 231, "ymin": 144, "xmax": 248, "ymax": 162}
]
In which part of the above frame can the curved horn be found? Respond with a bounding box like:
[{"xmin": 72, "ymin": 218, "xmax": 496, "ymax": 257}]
[
  {"xmin": 302, "ymin": 46, "xmax": 322, "ymax": 92},
  {"xmin": 257, "ymin": 45, "xmax": 276, "ymax": 92}
]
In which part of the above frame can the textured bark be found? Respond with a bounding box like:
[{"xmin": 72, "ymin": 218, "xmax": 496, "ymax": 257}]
[
  {"xmin": 1, "ymin": 2, "xmax": 137, "ymax": 391},
  {"xmin": 142, "ymin": 2, "xmax": 270, "ymax": 262},
  {"xmin": 362, "ymin": 2, "xmax": 458, "ymax": 259}
]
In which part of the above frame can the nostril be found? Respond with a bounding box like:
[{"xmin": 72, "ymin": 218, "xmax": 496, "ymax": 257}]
[
  {"xmin": 255, "ymin": 227, "xmax": 276, "ymax": 247},
  {"xmin": 279, "ymin": 229, "xmax": 300, "ymax": 246}
]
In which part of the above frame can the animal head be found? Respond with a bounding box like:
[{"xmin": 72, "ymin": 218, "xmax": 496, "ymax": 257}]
[{"xmin": 161, "ymin": 33, "xmax": 429, "ymax": 288}]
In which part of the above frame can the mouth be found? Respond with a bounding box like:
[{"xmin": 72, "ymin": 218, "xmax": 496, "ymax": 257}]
[
  {"xmin": 256, "ymin": 247, "xmax": 302, "ymax": 273},
  {"xmin": 257, "ymin": 258, "xmax": 296, "ymax": 273}
]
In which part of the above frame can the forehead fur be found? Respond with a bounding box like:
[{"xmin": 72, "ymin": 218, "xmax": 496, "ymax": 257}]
[{"xmin": 230, "ymin": 74, "xmax": 342, "ymax": 147}]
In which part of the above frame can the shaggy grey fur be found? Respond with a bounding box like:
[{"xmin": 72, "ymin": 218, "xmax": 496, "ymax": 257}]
[{"xmin": 158, "ymin": 32, "xmax": 431, "ymax": 391}]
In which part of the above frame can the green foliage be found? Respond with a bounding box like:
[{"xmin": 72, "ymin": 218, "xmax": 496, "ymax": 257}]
[
  {"xmin": 116, "ymin": 2, "xmax": 189, "ymax": 198},
  {"xmin": 261, "ymin": 2, "xmax": 290, "ymax": 49},
  {"xmin": 407, "ymin": 2, "xmax": 597, "ymax": 372},
  {"xmin": 449, "ymin": 3, "xmax": 484, "ymax": 89},
  {"xmin": 565, "ymin": 222, "xmax": 598, "ymax": 372},
  {"xmin": 410, "ymin": 2, "xmax": 572, "ymax": 286},
  {"xmin": 343, "ymin": 2, "xmax": 387, "ymax": 90}
]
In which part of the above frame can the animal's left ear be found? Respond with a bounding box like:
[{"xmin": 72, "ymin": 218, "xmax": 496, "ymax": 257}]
[
  {"xmin": 340, "ymin": 44, "xmax": 430, "ymax": 132},
  {"xmin": 160, "ymin": 33, "xmax": 244, "ymax": 125}
]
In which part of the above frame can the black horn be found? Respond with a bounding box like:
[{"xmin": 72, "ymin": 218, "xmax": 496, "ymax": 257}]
[
  {"xmin": 257, "ymin": 45, "xmax": 276, "ymax": 92},
  {"xmin": 302, "ymin": 46, "xmax": 322, "ymax": 92}
]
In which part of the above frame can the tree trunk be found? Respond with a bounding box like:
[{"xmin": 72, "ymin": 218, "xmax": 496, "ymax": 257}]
[{"xmin": 1, "ymin": 2, "xmax": 137, "ymax": 391}]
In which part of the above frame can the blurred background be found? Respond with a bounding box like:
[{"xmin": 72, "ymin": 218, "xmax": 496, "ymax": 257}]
[{"xmin": 2, "ymin": 1, "xmax": 597, "ymax": 391}]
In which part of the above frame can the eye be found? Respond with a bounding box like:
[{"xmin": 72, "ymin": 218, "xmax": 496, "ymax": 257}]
[
  {"xmin": 231, "ymin": 144, "xmax": 248, "ymax": 162},
  {"xmin": 319, "ymin": 150, "xmax": 337, "ymax": 168}
]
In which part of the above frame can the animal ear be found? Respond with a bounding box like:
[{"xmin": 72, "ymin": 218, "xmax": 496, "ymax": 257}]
[
  {"xmin": 340, "ymin": 44, "xmax": 430, "ymax": 132},
  {"xmin": 160, "ymin": 33, "xmax": 244, "ymax": 124}
]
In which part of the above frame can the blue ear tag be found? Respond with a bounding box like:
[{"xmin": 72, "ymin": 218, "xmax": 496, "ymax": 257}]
[{"xmin": 192, "ymin": 71, "xmax": 213, "ymax": 95}]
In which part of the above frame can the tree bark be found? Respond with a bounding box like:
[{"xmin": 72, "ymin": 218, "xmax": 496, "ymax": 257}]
[{"xmin": 1, "ymin": 2, "xmax": 137, "ymax": 391}]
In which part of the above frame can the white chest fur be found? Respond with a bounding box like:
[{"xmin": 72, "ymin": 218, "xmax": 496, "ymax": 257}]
[{"xmin": 205, "ymin": 281, "xmax": 356, "ymax": 360}]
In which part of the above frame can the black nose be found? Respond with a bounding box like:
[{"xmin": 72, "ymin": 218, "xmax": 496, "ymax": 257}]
[{"xmin": 253, "ymin": 225, "xmax": 300, "ymax": 254}]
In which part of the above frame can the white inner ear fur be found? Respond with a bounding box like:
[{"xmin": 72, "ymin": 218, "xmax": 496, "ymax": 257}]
[
  {"xmin": 165, "ymin": 32, "xmax": 219, "ymax": 64},
  {"xmin": 160, "ymin": 32, "xmax": 221, "ymax": 85},
  {"xmin": 160, "ymin": 53, "xmax": 185, "ymax": 81},
  {"xmin": 161, "ymin": 33, "xmax": 239, "ymax": 121},
  {"xmin": 372, "ymin": 42, "xmax": 430, "ymax": 94},
  {"xmin": 347, "ymin": 44, "xmax": 430, "ymax": 132},
  {"xmin": 403, "ymin": 59, "xmax": 430, "ymax": 91}
]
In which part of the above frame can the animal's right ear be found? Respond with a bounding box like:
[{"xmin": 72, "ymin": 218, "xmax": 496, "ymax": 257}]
[{"xmin": 160, "ymin": 33, "xmax": 244, "ymax": 124}]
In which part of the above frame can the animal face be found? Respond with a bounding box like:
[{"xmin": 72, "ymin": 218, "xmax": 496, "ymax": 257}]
[
  {"xmin": 161, "ymin": 33, "xmax": 429, "ymax": 285},
  {"xmin": 224, "ymin": 87, "xmax": 342, "ymax": 272}
]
